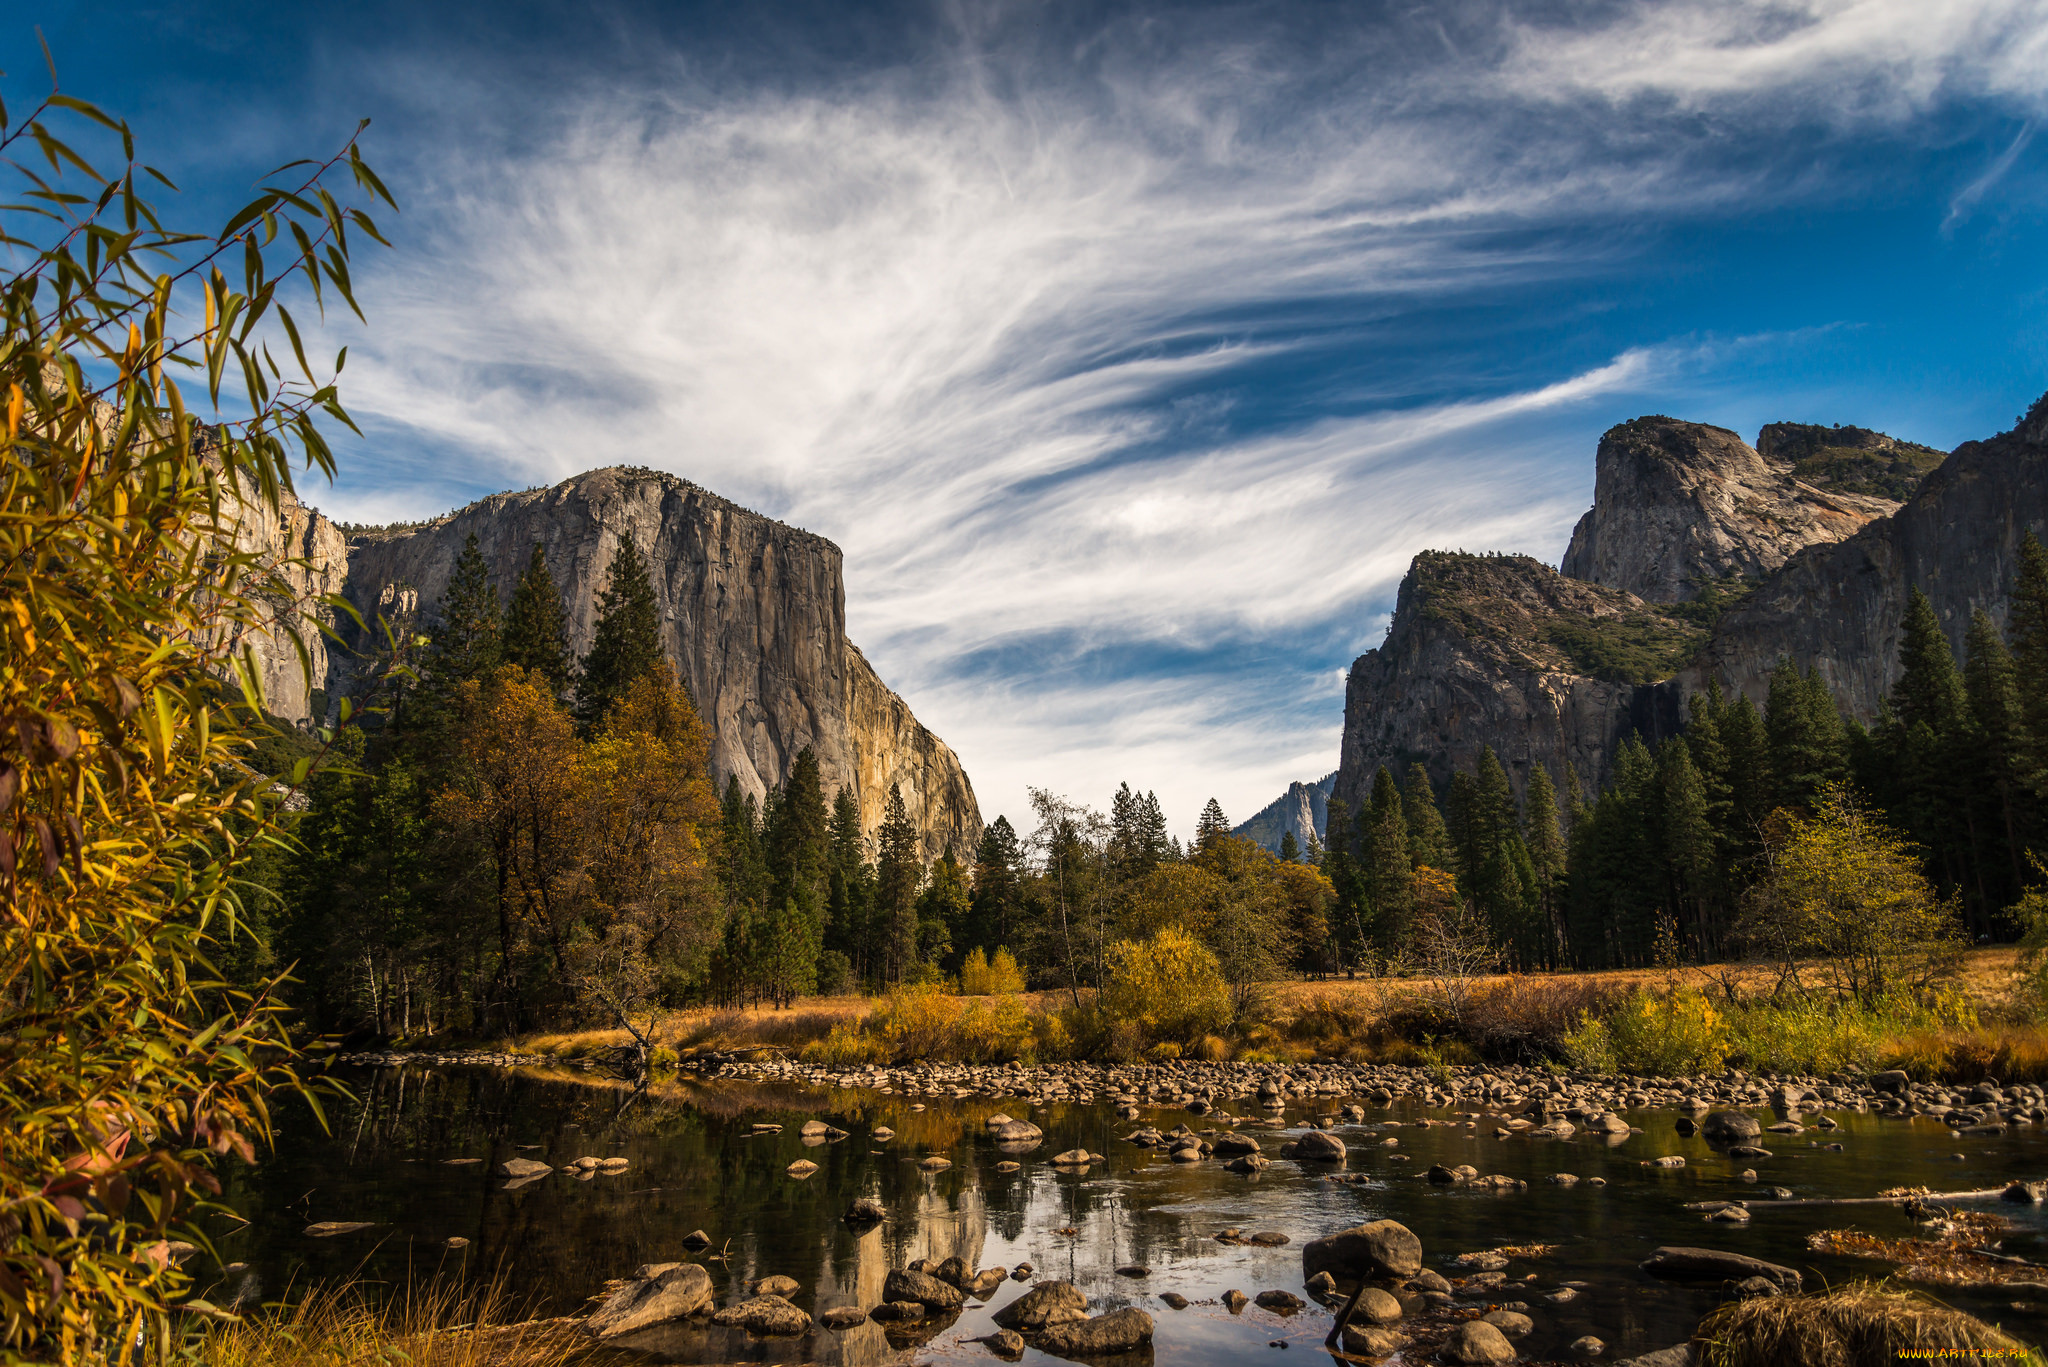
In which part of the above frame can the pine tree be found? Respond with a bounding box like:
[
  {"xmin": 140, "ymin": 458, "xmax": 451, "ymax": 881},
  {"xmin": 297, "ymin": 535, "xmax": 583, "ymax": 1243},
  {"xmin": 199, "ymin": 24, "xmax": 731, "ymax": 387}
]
[
  {"xmin": 1194, "ymin": 797, "xmax": 1231, "ymax": 854},
  {"xmin": 575, "ymin": 532, "xmax": 664, "ymax": 731},
  {"xmin": 1887, "ymin": 589, "xmax": 1973, "ymax": 916},
  {"xmin": 1109, "ymin": 782, "xmax": 1167, "ymax": 880},
  {"xmin": 1524, "ymin": 765, "xmax": 1567, "ymax": 963},
  {"xmin": 1894, "ymin": 588, "xmax": 1968, "ymax": 735},
  {"xmin": 1657, "ymin": 738, "xmax": 1714, "ymax": 957},
  {"xmin": 824, "ymin": 785, "xmax": 875, "ymax": 985},
  {"xmin": 432, "ymin": 532, "xmax": 501, "ymax": 683},
  {"xmin": 2011, "ymin": 532, "xmax": 2048, "ymax": 801},
  {"xmin": 1718, "ymin": 688, "xmax": 1772, "ymax": 855},
  {"xmin": 1320, "ymin": 798, "xmax": 1367, "ymax": 972},
  {"xmin": 1963, "ymin": 608, "xmax": 2027, "ymax": 908},
  {"xmin": 1403, "ymin": 763, "xmax": 1453, "ymax": 872},
  {"xmin": 1363, "ymin": 767, "xmax": 1413, "ymax": 954},
  {"xmin": 1765, "ymin": 659, "xmax": 1846, "ymax": 811},
  {"xmin": 875, "ymin": 784, "xmax": 922, "ymax": 983},
  {"xmin": 1279, "ymin": 831, "xmax": 1300, "ymax": 863},
  {"xmin": 764, "ymin": 748, "xmax": 830, "ymax": 915},
  {"xmin": 502, "ymin": 542, "xmax": 574, "ymax": 695},
  {"xmin": 968, "ymin": 815, "xmax": 1023, "ymax": 965}
]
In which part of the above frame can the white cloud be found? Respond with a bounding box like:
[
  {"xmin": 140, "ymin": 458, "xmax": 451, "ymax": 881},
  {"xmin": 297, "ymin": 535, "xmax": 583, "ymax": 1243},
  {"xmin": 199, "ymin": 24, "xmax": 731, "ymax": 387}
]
[{"xmin": 310, "ymin": 1, "xmax": 2046, "ymax": 832}]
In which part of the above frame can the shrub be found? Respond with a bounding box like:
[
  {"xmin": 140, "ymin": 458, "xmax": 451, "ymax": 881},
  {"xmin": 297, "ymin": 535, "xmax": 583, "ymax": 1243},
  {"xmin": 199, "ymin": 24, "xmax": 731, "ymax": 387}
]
[
  {"xmin": 959, "ymin": 946, "xmax": 1026, "ymax": 996},
  {"xmin": 1596, "ymin": 988, "xmax": 1729, "ymax": 1075},
  {"xmin": 1463, "ymin": 976, "xmax": 1629, "ymax": 1062},
  {"xmin": 955, "ymin": 993, "xmax": 1035, "ymax": 1063},
  {"xmin": 804, "ymin": 1017, "xmax": 885, "ymax": 1065},
  {"xmin": 647, "ymin": 1045, "xmax": 680, "ymax": 1078},
  {"xmin": 1099, "ymin": 928, "xmax": 1233, "ymax": 1047},
  {"xmin": 870, "ymin": 984, "xmax": 962, "ymax": 1060}
]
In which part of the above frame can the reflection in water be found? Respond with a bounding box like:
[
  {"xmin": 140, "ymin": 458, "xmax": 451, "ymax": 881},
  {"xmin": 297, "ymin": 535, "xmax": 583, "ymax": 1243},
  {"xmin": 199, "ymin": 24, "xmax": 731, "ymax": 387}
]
[{"xmin": 210, "ymin": 1067, "xmax": 2048, "ymax": 1365}]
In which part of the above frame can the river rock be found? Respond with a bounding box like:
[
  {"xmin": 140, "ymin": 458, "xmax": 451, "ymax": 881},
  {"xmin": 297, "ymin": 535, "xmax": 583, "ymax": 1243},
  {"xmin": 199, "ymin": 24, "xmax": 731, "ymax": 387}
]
[
  {"xmin": 1412, "ymin": 1270, "xmax": 1453, "ymax": 1293},
  {"xmin": 918, "ymin": 1156, "xmax": 952, "ymax": 1171},
  {"xmin": 932, "ymin": 1255, "xmax": 970, "ymax": 1287},
  {"xmin": 1356, "ymin": 1287, "xmax": 1403, "ymax": 1324},
  {"xmin": 712, "ymin": 1295, "xmax": 809, "ymax": 1335},
  {"xmin": 1481, "ymin": 1309, "xmax": 1532, "ymax": 1338},
  {"xmin": 1870, "ymin": 1070, "xmax": 1910, "ymax": 1095},
  {"xmin": 1343, "ymin": 1326, "xmax": 1410, "ymax": 1358},
  {"xmin": 1160, "ymin": 1291, "xmax": 1189, "ymax": 1309},
  {"xmin": 680, "ymin": 1230, "xmax": 711, "ymax": 1250},
  {"xmin": 1614, "ymin": 1349, "xmax": 1694, "ymax": 1367},
  {"xmin": 1303, "ymin": 1220, "xmax": 1423, "ymax": 1281},
  {"xmin": 1570, "ymin": 1335, "xmax": 1606, "ymax": 1357},
  {"xmin": 1638, "ymin": 1246, "xmax": 1802, "ymax": 1290},
  {"xmin": 1440, "ymin": 1319, "xmax": 1517, "ymax": 1364},
  {"xmin": 1214, "ymin": 1134, "xmax": 1262, "ymax": 1157},
  {"xmin": 819, "ymin": 1306, "xmax": 867, "ymax": 1329},
  {"xmin": 1223, "ymin": 1289, "xmax": 1249, "ymax": 1313},
  {"xmin": 993, "ymin": 1280, "xmax": 1088, "ymax": 1330},
  {"xmin": 750, "ymin": 1275, "xmax": 800, "ymax": 1297},
  {"xmin": 1036, "ymin": 1307, "xmax": 1154, "ymax": 1355},
  {"xmin": 872, "ymin": 1126, "xmax": 895, "ymax": 1140},
  {"xmin": 2003, "ymin": 1180, "xmax": 2047, "ymax": 1204},
  {"xmin": 1255, "ymin": 1290, "xmax": 1303, "ymax": 1311},
  {"xmin": 986, "ymin": 1327, "xmax": 1025, "ymax": 1355},
  {"xmin": 1731, "ymin": 1275, "xmax": 1783, "ymax": 1299},
  {"xmin": 494, "ymin": 1158, "xmax": 552, "ymax": 1179},
  {"xmin": 1292, "ymin": 1130, "xmax": 1347, "ymax": 1161},
  {"xmin": 1587, "ymin": 1112, "xmax": 1630, "ymax": 1134},
  {"xmin": 1226, "ymin": 1154, "xmax": 1271, "ymax": 1173},
  {"xmin": 786, "ymin": 1159, "xmax": 819, "ymax": 1178},
  {"xmin": 846, "ymin": 1198, "xmax": 887, "ymax": 1223},
  {"xmin": 885, "ymin": 1267, "xmax": 965, "ymax": 1311},
  {"xmin": 1701, "ymin": 1112, "xmax": 1761, "ymax": 1143},
  {"xmin": 966, "ymin": 1269, "xmax": 1007, "ymax": 1298},
  {"xmin": 584, "ymin": 1264, "xmax": 713, "ymax": 1339},
  {"xmin": 1051, "ymin": 1149, "xmax": 1093, "ymax": 1165},
  {"xmin": 869, "ymin": 1300, "xmax": 925, "ymax": 1322},
  {"xmin": 991, "ymin": 1119, "xmax": 1043, "ymax": 1144}
]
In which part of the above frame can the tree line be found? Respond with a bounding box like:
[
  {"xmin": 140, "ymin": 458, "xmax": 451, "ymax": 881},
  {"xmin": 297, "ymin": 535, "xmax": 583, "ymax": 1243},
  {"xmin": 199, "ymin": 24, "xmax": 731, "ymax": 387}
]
[{"xmin": 1312, "ymin": 534, "xmax": 2048, "ymax": 973}]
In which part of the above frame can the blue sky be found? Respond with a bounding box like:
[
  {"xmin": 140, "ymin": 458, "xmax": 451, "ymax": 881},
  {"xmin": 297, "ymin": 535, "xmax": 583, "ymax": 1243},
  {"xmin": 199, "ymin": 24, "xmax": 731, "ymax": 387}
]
[{"xmin": 10, "ymin": 1, "xmax": 2047, "ymax": 836}]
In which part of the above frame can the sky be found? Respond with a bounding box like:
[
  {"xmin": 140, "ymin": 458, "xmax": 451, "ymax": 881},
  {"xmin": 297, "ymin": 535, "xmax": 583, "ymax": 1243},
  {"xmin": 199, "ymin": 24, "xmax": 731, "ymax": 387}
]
[{"xmin": 9, "ymin": 0, "xmax": 2048, "ymax": 837}]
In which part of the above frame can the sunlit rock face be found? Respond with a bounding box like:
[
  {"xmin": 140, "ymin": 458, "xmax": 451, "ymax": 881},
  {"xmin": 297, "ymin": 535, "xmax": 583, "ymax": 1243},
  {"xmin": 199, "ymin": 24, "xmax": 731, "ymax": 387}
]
[{"xmin": 253, "ymin": 465, "xmax": 981, "ymax": 863}]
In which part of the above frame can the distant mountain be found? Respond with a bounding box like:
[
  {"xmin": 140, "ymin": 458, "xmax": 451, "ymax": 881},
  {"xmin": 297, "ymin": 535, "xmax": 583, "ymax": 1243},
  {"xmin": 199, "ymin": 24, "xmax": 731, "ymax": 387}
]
[
  {"xmin": 1233, "ymin": 773, "xmax": 1335, "ymax": 854},
  {"xmin": 1331, "ymin": 396, "xmax": 2048, "ymax": 809}
]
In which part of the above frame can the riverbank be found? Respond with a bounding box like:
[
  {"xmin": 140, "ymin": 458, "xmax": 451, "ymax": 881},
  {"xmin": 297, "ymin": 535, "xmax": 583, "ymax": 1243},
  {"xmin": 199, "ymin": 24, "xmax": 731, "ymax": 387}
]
[{"xmin": 351, "ymin": 947, "xmax": 2047, "ymax": 1085}]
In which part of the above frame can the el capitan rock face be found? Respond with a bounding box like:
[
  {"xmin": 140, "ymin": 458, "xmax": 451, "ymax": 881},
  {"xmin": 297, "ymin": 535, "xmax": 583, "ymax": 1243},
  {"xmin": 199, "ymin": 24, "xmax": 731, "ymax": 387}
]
[
  {"xmin": 1233, "ymin": 774, "xmax": 1334, "ymax": 854},
  {"xmin": 254, "ymin": 466, "xmax": 980, "ymax": 863},
  {"xmin": 1560, "ymin": 416, "xmax": 1899, "ymax": 604}
]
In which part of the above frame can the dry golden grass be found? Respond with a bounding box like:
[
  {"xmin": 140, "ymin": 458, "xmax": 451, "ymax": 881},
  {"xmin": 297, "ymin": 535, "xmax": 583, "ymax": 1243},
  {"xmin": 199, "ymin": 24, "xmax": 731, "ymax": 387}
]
[
  {"xmin": 1693, "ymin": 1281, "xmax": 2041, "ymax": 1367},
  {"xmin": 188, "ymin": 1276, "xmax": 634, "ymax": 1367}
]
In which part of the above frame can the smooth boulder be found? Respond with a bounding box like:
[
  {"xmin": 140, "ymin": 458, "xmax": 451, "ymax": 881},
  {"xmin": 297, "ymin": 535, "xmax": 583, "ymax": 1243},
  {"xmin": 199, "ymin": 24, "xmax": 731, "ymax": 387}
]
[
  {"xmin": 584, "ymin": 1264, "xmax": 713, "ymax": 1339},
  {"xmin": 494, "ymin": 1158, "xmax": 551, "ymax": 1179},
  {"xmin": 1440, "ymin": 1319, "xmax": 1517, "ymax": 1364},
  {"xmin": 1302, "ymin": 1220, "xmax": 1423, "ymax": 1281},
  {"xmin": 1292, "ymin": 1129, "xmax": 1347, "ymax": 1161},
  {"xmin": 883, "ymin": 1267, "xmax": 965, "ymax": 1311},
  {"xmin": 1036, "ymin": 1307, "xmax": 1154, "ymax": 1356},
  {"xmin": 992, "ymin": 1280, "xmax": 1088, "ymax": 1330},
  {"xmin": 1701, "ymin": 1112, "xmax": 1762, "ymax": 1143}
]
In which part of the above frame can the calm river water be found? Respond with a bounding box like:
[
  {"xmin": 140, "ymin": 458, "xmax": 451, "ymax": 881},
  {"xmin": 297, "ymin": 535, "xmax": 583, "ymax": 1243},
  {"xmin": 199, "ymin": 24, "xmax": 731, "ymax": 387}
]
[{"xmin": 207, "ymin": 1065, "xmax": 2048, "ymax": 1364}]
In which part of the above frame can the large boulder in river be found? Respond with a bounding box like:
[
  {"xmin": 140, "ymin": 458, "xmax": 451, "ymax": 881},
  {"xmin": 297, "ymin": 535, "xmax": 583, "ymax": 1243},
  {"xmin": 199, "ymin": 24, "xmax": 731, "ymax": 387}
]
[
  {"xmin": 711, "ymin": 1295, "xmax": 810, "ymax": 1335},
  {"xmin": 992, "ymin": 1280, "xmax": 1088, "ymax": 1330},
  {"xmin": 1036, "ymin": 1307, "xmax": 1154, "ymax": 1356},
  {"xmin": 1701, "ymin": 1112, "xmax": 1762, "ymax": 1143},
  {"xmin": 1290, "ymin": 1130, "xmax": 1347, "ymax": 1162},
  {"xmin": 991, "ymin": 1119, "xmax": 1043, "ymax": 1145},
  {"xmin": 1638, "ymin": 1246, "xmax": 1802, "ymax": 1290},
  {"xmin": 1440, "ymin": 1319, "xmax": 1517, "ymax": 1364},
  {"xmin": 883, "ymin": 1267, "xmax": 965, "ymax": 1311},
  {"xmin": 584, "ymin": 1264, "xmax": 713, "ymax": 1338},
  {"xmin": 1302, "ymin": 1220, "xmax": 1422, "ymax": 1281},
  {"xmin": 495, "ymin": 1157, "xmax": 551, "ymax": 1179}
]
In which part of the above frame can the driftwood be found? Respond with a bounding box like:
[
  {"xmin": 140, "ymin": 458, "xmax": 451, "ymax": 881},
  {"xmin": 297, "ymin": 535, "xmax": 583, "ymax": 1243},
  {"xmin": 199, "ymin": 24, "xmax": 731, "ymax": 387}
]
[
  {"xmin": 1723, "ymin": 1188, "xmax": 2013, "ymax": 1209},
  {"xmin": 1322, "ymin": 1279, "xmax": 1371, "ymax": 1349}
]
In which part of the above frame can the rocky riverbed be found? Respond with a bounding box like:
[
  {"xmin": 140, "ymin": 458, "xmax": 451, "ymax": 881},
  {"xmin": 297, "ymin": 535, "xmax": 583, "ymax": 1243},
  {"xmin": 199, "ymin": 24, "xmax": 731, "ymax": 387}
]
[{"xmin": 250, "ymin": 1060, "xmax": 2047, "ymax": 1364}]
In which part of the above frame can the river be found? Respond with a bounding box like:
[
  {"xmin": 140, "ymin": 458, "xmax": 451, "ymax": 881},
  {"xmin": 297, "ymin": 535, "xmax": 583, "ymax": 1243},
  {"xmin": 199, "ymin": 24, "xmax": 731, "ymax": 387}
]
[{"xmin": 206, "ymin": 1064, "xmax": 2048, "ymax": 1364}]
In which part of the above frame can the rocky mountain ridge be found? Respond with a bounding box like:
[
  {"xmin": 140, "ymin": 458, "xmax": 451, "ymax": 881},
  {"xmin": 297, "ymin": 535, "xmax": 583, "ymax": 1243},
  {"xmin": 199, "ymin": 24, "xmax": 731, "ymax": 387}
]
[
  {"xmin": 243, "ymin": 467, "xmax": 981, "ymax": 864},
  {"xmin": 1232, "ymin": 773, "xmax": 1335, "ymax": 854},
  {"xmin": 1331, "ymin": 395, "xmax": 2048, "ymax": 813}
]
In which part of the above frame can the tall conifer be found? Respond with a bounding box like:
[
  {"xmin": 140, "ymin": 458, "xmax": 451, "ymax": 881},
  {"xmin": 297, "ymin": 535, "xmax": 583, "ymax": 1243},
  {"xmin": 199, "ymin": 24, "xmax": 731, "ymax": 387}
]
[
  {"xmin": 575, "ymin": 532, "xmax": 664, "ymax": 731},
  {"xmin": 502, "ymin": 542, "xmax": 574, "ymax": 695}
]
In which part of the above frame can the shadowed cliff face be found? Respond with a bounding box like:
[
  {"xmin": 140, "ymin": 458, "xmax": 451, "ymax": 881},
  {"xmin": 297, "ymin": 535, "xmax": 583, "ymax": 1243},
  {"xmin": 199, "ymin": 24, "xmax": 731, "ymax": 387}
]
[
  {"xmin": 1679, "ymin": 394, "xmax": 2048, "ymax": 720},
  {"xmin": 249, "ymin": 466, "xmax": 979, "ymax": 864},
  {"xmin": 1233, "ymin": 774, "xmax": 1333, "ymax": 854},
  {"xmin": 1331, "ymin": 553, "xmax": 1685, "ymax": 813},
  {"xmin": 1332, "ymin": 394, "xmax": 2047, "ymax": 809},
  {"xmin": 1560, "ymin": 416, "xmax": 1899, "ymax": 604}
]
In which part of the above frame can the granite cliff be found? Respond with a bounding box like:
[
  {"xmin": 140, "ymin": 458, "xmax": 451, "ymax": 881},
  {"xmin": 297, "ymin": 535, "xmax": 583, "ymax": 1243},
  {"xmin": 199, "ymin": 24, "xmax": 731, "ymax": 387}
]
[
  {"xmin": 243, "ymin": 466, "xmax": 981, "ymax": 864},
  {"xmin": 1333, "ymin": 395, "xmax": 2047, "ymax": 809},
  {"xmin": 1233, "ymin": 774, "xmax": 1334, "ymax": 854},
  {"xmin": 1559, "ymin": 416, "xmax": 1902, "ymax": 604}
]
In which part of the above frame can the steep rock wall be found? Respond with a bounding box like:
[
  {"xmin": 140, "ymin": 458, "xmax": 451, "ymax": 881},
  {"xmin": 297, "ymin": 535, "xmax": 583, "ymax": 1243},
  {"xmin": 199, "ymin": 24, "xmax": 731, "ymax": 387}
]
[
  {"xmin": 1680, "ymin": 394, "xmax": 2048, "ymax": 717},
  {"xmin": 1561, "ymin": 416, "xmax": 1897, "ymax": 603},
  {"xmin": 1332, "ymin": 553, "xmax": 1683, "ymax": 814},
  {"xmin": 1233, "ymin": 774, "xmax": 1334, "ymax": 854},
  {"xmin": 338, "ymin": 466, "xmax": 982, "ymax": 864}
]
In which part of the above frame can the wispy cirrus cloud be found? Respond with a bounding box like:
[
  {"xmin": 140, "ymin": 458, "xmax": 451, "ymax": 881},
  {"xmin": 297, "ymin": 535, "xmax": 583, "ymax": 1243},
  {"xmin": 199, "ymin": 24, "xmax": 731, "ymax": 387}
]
[{"xmin": 311, "ymin": 0, "xmax": 2048, "ymax": 830}]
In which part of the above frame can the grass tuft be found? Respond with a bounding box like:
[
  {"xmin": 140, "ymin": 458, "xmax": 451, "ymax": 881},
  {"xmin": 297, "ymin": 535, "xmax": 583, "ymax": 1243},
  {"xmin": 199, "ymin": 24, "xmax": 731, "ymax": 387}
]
[{"xmin": 1693, "ymin": 1281, "xmax": 2040, "ymax": 1367}]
